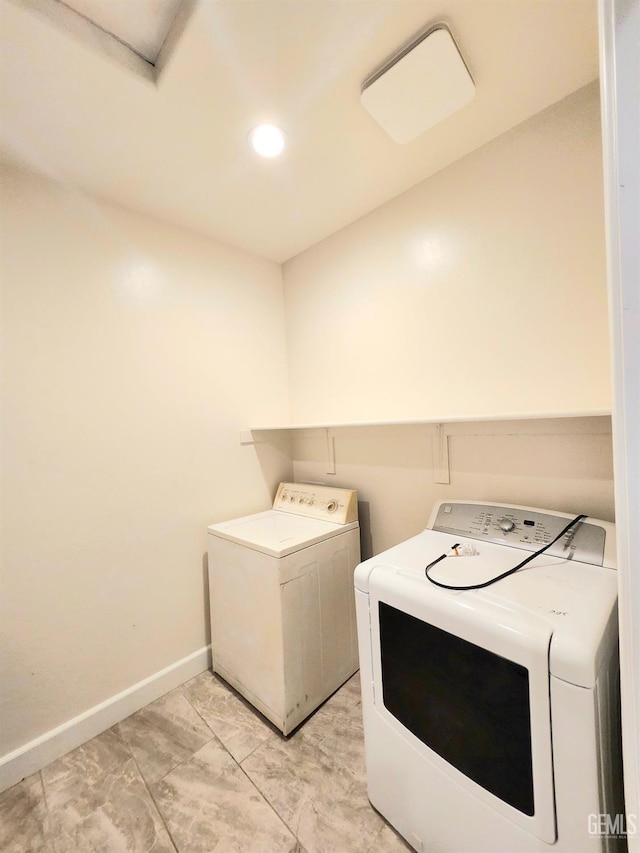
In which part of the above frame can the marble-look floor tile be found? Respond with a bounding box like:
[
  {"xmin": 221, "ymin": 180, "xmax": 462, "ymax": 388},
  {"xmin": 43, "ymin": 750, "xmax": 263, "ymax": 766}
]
[
  {"xmin": 0, "ymin": 773, "xmax": 54, "ymax": 853},
  {"xmin": 151, "ymin": 738, "xmax": 296, "ymax": 852},
  {"xmin": 295, "ymin": 675, "xmax": 367, "ymax": 785},
  {"xmin": 42, "ymin": 727, "xmax": 175, "ymax": 852},
  {"xmin": 294, "ymin": 790, "xmax": 410, "ymax": 853},
  {"xmin": 4, "ymin": 673, "xmax": 409, "ymax": 853},
  {"xmin": 367, "ymin": 822, "xmax": 413, "ymax": 853},
  {"xmin": 241, "ymin": 730, "xmax": 401, "ymax": 853},
  {"xmin": 118, "ymin": 687, "xmax": 214, "ymax": 785},
  {"xmin": 329, "ymin": 670, "xmax": 362, "ymax": 707},
  {"xmin": 182, "ymin": 670, "xmax": 275, "ymax": 763}
]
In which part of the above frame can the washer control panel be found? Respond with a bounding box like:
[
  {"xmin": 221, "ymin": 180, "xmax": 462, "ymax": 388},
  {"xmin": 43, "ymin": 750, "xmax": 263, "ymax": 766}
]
[
  {"xmin": 273, "ymin": 482, "xmax": 358, "ymax": 525},
  {"xmin": 431, "ymin": 501, "xmax": 606, "ymax": 566}
]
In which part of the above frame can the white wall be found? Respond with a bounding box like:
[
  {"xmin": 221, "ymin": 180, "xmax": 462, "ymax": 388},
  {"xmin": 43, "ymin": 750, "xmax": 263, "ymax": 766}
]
[
  {"xmin": 292, "ymin": 418, "xmax": 614, "ymax": 559},
  {"xmin": 0, "ymin": 75, "xmax": 618, "ymax": 793},
  {"xmin": 284, "ymin": 80, "xmax": 614, "ymax": 587},
  {"xmin": 282, "ymin": 83, "xmax": 610, "ymax": 424},
  {"xmin": 0, "ymin": 164, "xmax": 291, "ymax": 770}
]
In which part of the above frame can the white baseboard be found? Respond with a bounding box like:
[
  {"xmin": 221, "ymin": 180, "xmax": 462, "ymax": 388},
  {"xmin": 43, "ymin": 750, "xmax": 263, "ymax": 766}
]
[{"xmin": 0, "ymin": 645, "xmax": 211, "ymax": 793}]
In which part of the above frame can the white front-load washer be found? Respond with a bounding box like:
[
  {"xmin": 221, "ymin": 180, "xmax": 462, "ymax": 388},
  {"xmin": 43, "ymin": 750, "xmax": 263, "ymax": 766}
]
[
  {"xmin": 207, "ymin": 482, "xmax": 360, "ymax": 734},
  {"xmin": 355, "ymin": 500, "xmax": 625, "ymax": 852}
]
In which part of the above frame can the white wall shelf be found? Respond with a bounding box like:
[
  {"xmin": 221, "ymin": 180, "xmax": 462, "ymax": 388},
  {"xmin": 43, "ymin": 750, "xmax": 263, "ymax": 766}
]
[
  {"xmin": 240, "ymin": 409, "xmax": 611, "ymax": 443},
  {"xmin": 240, "ymin": 410, "xmax": 612, "ymax": 482}
]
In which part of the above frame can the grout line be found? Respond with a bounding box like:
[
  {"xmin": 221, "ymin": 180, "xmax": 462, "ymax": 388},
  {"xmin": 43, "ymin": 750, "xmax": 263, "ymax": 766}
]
[
  {"xmin": 236, "ymin": 753, "xmax": 300, "ymax": 847},
  {"xmin": 180, "ymin": 673, "xmax": 282, "ymax": 764},
  {"xmin": 236, "ymin": 731, "xmax": 273, "ymax": 764},
  {"xmin": 34, "ymin": 770, "xmax": 58, "ymax": 853},
  {"xmin": 119, "ymin": 723, "xmax": 179, "ymax": 853},
  {"xmin": 36, "ymin": 769, "xmax": 48, "ymax": 810},
  {"xmin": 179, "ymin": 680, "xmax": 296, "ymax": 837},
  {"xmin": 124, "ymin": 690, "xmax": 218, "ymax": 788},
  {"xmin": 177, "ymin": 682, "xmax": 216, "ymax": 741},
  {"xmin": 145, "ymin": 783, "xmax": 179, "ymax": 852},
  {"xmin": 22, "ymin": 672, "xmax": 378, "ymax": 853},
  {"xmin": 176, "ymin": 680, "xmax": 300, "ymax": 847}
]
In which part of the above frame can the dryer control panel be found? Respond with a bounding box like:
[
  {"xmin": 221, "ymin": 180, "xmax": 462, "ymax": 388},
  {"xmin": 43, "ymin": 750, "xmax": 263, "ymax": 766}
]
[
  {"xmin": 273, "ymin": 482, "xmax": 358, "ymax": 525},
  {"xmin": 430, "ymin": 501, "xmax": 609, "ymax": 566}
]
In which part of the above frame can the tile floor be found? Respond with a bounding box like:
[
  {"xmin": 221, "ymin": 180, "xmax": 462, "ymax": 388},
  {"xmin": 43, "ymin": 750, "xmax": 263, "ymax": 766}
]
[{"xmin": 0, "ymin": 671, "xmax": 411, "ymax": 853}]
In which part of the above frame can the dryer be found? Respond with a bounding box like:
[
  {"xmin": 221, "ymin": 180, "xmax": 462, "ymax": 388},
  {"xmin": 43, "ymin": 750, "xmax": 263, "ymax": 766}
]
[
  {"xmin": 355, "ymin": 500, "xmax": 625, "ymax": 852},
  {"xmin": 208, "ymin": 482, "xmax": 360, "ymax": 734}
]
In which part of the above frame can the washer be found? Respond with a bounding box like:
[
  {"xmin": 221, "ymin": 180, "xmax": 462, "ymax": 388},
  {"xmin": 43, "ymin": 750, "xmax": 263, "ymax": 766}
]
[
  {"xmin": 355, "ymin": 500, "xmax": 625, "ymax": 852},
  {"xmin": 207, "ymin": 482, "xmax": 360, "ymax": 734}
]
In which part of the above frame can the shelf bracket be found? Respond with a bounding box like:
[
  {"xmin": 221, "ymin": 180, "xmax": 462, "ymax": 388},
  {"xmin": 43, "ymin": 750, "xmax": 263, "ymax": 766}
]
[
  {"xmin": 240, "ymin": 429, "xmax": 270, "ymax": 445},
  {"xmin": 325, "ymin": 429, "xmax": 336, "ymax": 475},
  {"xmin": 240, "ymin": 429, "xmax": 257, "ymax": 445},
  {"xmin": 433, "ymin": 423, "xmax": 450, "ymax": 484}
]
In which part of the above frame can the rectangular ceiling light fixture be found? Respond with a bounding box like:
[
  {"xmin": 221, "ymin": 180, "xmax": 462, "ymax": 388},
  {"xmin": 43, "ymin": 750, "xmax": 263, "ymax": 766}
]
[{"xmin": 361, "ymin": 25, "xmax": 475, "ymax": 144}]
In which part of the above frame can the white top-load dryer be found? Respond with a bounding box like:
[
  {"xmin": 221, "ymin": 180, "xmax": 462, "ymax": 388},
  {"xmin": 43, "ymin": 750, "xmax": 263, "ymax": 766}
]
[
  {"xmin": 355, "ymin": 500, "xmax": 624, "ymax": 853},
  {"xmin": 207, "ymin": 482, "xmax": 360, "ymax": 734}
]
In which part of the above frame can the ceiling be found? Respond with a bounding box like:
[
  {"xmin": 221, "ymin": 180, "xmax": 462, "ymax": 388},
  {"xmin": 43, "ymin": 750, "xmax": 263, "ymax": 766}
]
[
  {"xmin": 0, "ymin": 0, "xmax": 600, "ymax": 262},
  {"xmin": 62, "ymin": 0, "xmax": 184, "ymax": 63}
]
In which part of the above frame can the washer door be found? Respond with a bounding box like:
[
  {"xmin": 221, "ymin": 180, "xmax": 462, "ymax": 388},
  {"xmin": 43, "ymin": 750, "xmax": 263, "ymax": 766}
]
[{"xmin": 368, "ymin": 566, "xmax": 556, "ymax": 844}]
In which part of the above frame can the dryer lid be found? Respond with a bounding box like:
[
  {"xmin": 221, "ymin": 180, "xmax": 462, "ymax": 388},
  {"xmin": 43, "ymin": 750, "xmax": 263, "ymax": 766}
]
[{"xmin": 208, "ymin": 509, "xmax": 358, "ymax": 558}]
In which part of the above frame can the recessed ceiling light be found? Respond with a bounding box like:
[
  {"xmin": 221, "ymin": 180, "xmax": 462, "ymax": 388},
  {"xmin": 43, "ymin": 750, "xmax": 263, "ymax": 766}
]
[{"xmin": 249, "ymin": 125, "xmax": 286, "ymax": 158}]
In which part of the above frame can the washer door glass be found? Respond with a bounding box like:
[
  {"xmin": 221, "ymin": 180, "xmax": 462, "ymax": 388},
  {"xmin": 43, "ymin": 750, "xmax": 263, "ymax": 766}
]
[
  {"xmin": 368, "ymin": 568, "xmax": 556, "ymax": 844},
  {"xmin": 379, "ymin": 601, "xmax": 533, "ymax": 814}
]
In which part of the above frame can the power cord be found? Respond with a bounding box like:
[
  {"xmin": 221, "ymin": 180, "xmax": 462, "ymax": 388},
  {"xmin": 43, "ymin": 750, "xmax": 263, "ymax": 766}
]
[{"xmin": 424, "ymin": 514, "xmax": 587, "ymax": 591}]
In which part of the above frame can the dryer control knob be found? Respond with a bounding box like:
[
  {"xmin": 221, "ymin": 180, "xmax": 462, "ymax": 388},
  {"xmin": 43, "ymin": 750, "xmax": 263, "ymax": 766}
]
[{"xmin": 499, "ymin": 518, "xmax": 515, "ymax": 532}]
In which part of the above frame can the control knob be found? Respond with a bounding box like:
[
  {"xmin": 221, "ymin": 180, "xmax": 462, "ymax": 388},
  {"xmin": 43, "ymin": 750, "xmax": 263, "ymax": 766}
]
[{"xmin": 499, "ymin": 518, "xmax": 515, "ymax": 533}]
